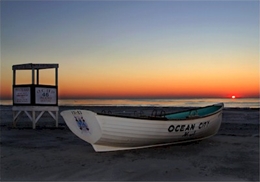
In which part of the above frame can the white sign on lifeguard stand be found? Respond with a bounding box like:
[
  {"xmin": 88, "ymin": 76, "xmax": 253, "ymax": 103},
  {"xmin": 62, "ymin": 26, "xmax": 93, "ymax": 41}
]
[{"xmin": 12, "ymin": 63, "xmax": 59, "ymax": 129}]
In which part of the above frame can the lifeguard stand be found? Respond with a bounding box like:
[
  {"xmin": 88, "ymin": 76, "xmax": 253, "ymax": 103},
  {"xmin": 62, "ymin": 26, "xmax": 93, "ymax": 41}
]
[{"xmin": 12, "ymin": 63, "xmax": 59, "ymax": 129}]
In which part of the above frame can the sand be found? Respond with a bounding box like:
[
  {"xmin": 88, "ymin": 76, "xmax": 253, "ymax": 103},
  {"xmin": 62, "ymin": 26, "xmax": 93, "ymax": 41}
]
[{"xmin": 0, "ymin": 105, "xmax": 259, "ymax": 181}]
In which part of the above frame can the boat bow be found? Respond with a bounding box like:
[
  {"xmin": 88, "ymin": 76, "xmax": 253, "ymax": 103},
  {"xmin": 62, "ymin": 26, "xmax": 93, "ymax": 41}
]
[{"xmin": 60, "ymin": 110, "xmax": 102, "ymax": 144}]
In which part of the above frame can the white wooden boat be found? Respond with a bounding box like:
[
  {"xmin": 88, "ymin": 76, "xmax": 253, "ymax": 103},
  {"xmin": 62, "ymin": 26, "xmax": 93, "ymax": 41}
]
[{"xmin": 60, "ymin": 103, "xmax": 224, "ymax": 152}]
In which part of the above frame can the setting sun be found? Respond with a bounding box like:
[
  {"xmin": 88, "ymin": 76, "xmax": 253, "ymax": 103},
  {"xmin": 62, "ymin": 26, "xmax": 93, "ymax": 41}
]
[{"xmin": 232, "ymin": 96, "xmax": 236, "ymax": 99}]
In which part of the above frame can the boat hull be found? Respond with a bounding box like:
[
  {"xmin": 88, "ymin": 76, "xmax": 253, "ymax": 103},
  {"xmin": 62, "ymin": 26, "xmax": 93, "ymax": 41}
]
[{"xmin": 60, "ymin": 103, "xmax": 223, "ymax": 152}]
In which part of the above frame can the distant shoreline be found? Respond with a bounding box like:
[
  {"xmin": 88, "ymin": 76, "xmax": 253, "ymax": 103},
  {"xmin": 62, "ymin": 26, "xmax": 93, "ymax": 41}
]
[
  {"xmin": 0, "ymin": 105, "xmax": 259, "ymax": 110},
  {"xmin": 1, "ymin": 98, "xmax": 259, "ymax": 108},
  {"xmin": 1, "ymin": 104, "xmax": 259, "ymax": 109}
]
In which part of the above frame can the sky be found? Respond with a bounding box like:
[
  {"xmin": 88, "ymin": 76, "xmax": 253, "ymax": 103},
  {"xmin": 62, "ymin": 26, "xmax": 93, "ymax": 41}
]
[{"xmin": 1, "ymin": 1, "xmax": 259, "ymax": 99}]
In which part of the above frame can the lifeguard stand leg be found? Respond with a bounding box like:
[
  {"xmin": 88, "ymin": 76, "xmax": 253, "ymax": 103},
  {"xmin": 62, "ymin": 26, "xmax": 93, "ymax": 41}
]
[
  {"xmin": 12, "ymin": 106, "xmax": 59, "ymax": 129},
  {"xmin": 32, "ymin": 110, "xmax": 36, "ymax": 129}
]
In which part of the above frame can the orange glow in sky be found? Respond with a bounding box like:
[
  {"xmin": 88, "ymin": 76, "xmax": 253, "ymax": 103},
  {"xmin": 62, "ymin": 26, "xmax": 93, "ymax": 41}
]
[{"xmin": 1, "ymin": 1, "xmax": 259, "ymax": 100}]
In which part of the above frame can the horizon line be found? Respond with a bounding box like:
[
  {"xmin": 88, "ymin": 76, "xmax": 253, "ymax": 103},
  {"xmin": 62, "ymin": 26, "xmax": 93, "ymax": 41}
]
[{"xmin": 0, "ymin": 96, "xmax": 259, "ymax": 100}]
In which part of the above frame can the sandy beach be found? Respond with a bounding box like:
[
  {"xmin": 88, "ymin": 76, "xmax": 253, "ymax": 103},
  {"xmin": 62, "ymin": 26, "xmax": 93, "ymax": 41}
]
[{"xmin": 0, "ymin": 105, "xmax": 259, "ymax": 181}]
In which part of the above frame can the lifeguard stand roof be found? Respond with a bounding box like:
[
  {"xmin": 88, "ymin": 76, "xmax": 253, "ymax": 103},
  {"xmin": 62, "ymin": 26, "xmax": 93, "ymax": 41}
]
[{"xmin": 12, "ymin": 63, "xmax": 59, "ymax": 70}]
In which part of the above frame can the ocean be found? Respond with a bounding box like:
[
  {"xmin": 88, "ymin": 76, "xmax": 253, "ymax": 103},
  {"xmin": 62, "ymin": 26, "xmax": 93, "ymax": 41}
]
[{"xmin": 1, "ymin": 98, "xmax": 259, "ymax": 108}]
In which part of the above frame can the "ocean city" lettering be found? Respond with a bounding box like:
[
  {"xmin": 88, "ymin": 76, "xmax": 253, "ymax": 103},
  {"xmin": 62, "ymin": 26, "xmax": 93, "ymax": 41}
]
[{"xmin": 168, "ymin": 121, "xmax": 210, "ymax": 137}]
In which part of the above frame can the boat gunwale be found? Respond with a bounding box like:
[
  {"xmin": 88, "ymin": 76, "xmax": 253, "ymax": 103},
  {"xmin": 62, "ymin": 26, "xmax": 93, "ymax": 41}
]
[{"xmin": 96, "ymin": 103, "xmax": 224, "ymax": 121}]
